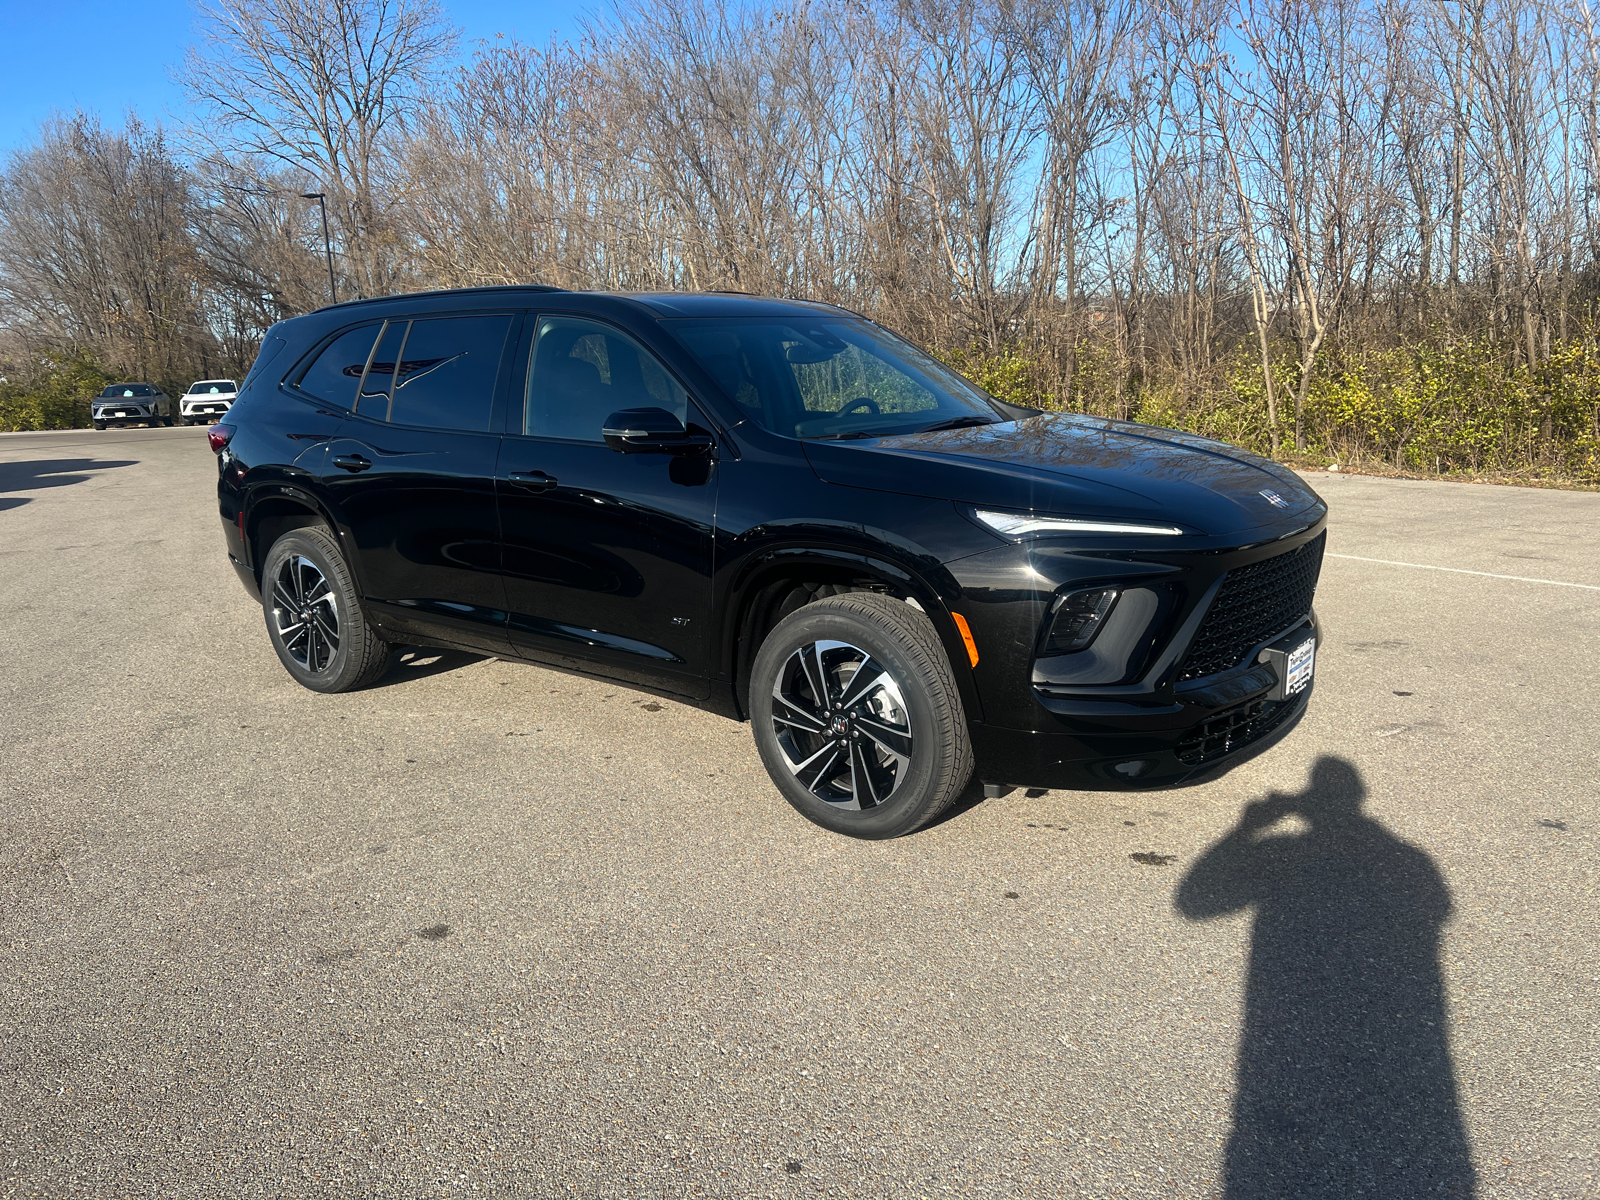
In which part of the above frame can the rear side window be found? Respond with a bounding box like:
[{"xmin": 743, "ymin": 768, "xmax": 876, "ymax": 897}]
[
  {"xmin": 384, "ymin": 315, "xmax": 511, "ymax": 433},
  {"xmin": 296, "ymin": 324, "xmax": 381, "ymax": 407},
  {"xmin": 524, "ymin": 316, "xmax": 688, "ymax": 442}
]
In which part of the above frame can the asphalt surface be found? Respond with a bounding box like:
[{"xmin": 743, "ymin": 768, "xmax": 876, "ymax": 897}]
[{"xmin": 0, "ymin": 426, "xmax": 1595, "ymax": 1199}]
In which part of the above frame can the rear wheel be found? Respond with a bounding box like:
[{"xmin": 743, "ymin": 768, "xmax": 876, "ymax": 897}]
[
  {"xmin": 750, "ymin": 592, "xmax": 973, "ymax": 838},
  {"xmin": 261, "ymin": 526, "xmax": 391, "ymax": 693}
]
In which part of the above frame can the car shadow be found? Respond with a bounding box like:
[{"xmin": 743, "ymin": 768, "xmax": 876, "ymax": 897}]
[
  {"xmin": 1174, "ymin": 756, "xmax": 1476, "ymax": 1198},
  {"xmin": 0, "ymin": 457, "xmax": 140, "ymax": 504},
  {"xmin": 370, "ymin": 646, "xmax": 487, "ymax": 688}
]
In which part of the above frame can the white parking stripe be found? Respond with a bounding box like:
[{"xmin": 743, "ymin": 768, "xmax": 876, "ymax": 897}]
[{"xmin": 1327, "ymin": 553, "xmax": 1600, "ymax": 591}]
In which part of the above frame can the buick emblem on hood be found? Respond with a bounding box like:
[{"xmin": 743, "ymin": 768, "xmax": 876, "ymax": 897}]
[{"xmin": 1259, "ymin": 488, "xmax": 1290, "ymax": 508}]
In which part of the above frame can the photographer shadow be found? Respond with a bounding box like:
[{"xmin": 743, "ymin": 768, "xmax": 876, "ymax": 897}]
[{"xmin": 1175, "ymin": 756, "xmax": 1475, "ymax": 1198}]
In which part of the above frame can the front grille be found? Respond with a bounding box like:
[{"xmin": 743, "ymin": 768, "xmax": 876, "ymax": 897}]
[
  {"xmin": 1177, "ymin": 533, "xmax": 1325, "ymax": 681},
  {"xmin": 1176, "ymin": 695, "xmax": 1303, "ymax": 766}
]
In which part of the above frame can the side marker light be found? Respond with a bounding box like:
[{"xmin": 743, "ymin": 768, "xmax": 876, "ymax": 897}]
[{"xmin": 951, "ymin": 613, "xmax": 980, "ymax": 667}]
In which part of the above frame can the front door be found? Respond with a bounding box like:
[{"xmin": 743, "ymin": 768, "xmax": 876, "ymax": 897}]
[
  {"xmin": 496, "ymin": 314, "xmax": 717, "ymax": 696},
  {"xmin": 321, "ymin": 313, "xmax": 517, "ymax": 655}
]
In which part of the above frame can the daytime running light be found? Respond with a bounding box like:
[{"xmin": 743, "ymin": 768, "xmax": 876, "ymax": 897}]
[{"xmin": 975, "ymin": 509, "xmax": 1185, "ymax": 537}]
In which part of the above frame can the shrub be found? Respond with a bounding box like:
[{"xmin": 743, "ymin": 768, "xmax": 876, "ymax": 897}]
[
  {"xmin": 945, "ymin": 332, "xmax": 1600, "ymax": 486},
  {"xmin": 0, "ymin": 350, "xmax": 116, "ymax": 432}
]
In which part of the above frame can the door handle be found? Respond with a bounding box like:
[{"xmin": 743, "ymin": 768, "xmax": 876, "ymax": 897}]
[
  {"xmin": 506, "ymin": 471, "xmax": 558, "ymax": 492},
  {"xmin": 332, "ymin": 454, "xmax": 372, "ymax": 473}
]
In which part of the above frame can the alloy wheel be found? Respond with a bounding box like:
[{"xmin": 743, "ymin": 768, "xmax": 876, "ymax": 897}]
[
  {"xmin": 770, "ymin": 639, "xmax": 913, "ymax": 810},
  {"xmin": 271, "ymin": 555, "xmax": 340, "ymax": 672}
]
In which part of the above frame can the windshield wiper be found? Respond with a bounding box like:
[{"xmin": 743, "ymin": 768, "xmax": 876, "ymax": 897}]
[
  {"xmin": 809, "ymin": 430, "xmax": 880, "ymax": 441},
  {"xmin": 915, "ymin": 415, "xmax": 1002, "ymax": 434}
]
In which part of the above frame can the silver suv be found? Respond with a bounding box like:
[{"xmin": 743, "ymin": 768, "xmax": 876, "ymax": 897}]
[
  {"xmin": 180, "ymin": 379, "xmax": 239, "ymax": 425},
  {"xmin": 92, "ymin": 384, "xmax": 172, "ymax": 429}
]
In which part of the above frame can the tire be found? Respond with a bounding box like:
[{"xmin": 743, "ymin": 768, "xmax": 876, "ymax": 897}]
[
  {"xmin": 750, "ymin": 592, "xmax": 974, "ymax": 838},
  {"xmin": 261, "ymin": 526, "xmax": 391, "ymax": 693},
  {"xmin": 93, "ymin": 422, "xmax": 105, "ymax": 431}
]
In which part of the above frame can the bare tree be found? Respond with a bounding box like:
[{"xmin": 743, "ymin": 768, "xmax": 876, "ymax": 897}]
[
  {"xmin": 0, "ymin": 115, "xmax": 207, "ymax": 386},
  {"xmin": 182, "ymin": 0, "xmax": 456, "ymax": 297}
]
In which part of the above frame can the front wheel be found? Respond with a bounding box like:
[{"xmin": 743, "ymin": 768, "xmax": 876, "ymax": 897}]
[
  {"xmin": 261, "ymin": 526, "xmax": 391, "ymax": 693},
  {"xmin": 750, "ymin": 592, "xmax": 973, "ymax": 838},
  {"xmin": 93, "ymin": 421, "xmax": 105, "ymax": 431}
]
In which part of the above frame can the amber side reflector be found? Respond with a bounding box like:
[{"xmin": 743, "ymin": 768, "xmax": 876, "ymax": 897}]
[{"xmin": 951, "ymin": 612, "xmax": 980, "ymax": 667}]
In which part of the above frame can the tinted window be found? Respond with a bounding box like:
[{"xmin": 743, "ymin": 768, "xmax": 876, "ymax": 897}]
[
  {"xmin": 356, "ymin": 320, "xmax": 408, "ymax": 417},
  {"xmin": 524, "ymin": 316, "xmax": 688, "ymax": 442},
  {"xmin": 670, "ymin": 317, "xmax": 997, "ymax": 440},
  {"xmin": 296, "ymin": 324, "xmax": 380, "ymax": 407},
  {"xmin": 386, "ymin": 315, "xmax": 510, "ymax": 432},
  {"xmin": 189, "ymin": 380, "xmax": 237, "ymax": 394},
  {"xmin": 102, "ymin": 384, "xmax": 152, "ymax": 397}
]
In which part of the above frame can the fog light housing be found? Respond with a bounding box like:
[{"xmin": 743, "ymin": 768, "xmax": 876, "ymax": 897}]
[{"xmin": 1043, "ymin": 587, "xmax": 1119, "ymax": 654}]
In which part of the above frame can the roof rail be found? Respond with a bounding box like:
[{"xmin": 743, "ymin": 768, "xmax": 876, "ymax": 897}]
[{"xmin": 313, "ymin": 284, "xmax": 567, "ymax": 313}]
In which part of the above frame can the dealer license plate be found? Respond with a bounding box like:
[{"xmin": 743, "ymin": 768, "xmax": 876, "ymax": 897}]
[{"xmin": 1285, "ymin": 637, "xmax": 1315, "ymax": 695}]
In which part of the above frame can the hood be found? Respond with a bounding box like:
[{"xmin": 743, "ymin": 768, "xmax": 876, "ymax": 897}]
[{"xmin": 803, "ymin": 412, "xmax": 1324, "ymax": 537}]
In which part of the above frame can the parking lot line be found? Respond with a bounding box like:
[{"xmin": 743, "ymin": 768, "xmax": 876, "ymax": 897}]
[{"xmin": 1326, "ymin": 552, "xmax": 1600, "ymax": 591}]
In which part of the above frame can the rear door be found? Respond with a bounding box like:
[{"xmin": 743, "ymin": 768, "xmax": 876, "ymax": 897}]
[
  {"xmin": 321, "ymin": 313, "xmax": 518, "ymax": 655},
  {"xmin": 495, "ymin": 313, "xmax": 718, "ymax": 696}
]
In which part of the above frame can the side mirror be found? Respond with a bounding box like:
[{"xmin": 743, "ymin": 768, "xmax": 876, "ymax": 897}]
[{"xmin": 602, "ymin": 407, "xmax": 713, "ymax": 455}]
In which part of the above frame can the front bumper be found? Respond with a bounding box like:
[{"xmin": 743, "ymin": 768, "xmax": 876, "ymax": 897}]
[
  {"xmin": 93, "ymin": 406, "xmax": 152, "ymax": 422},
  {"xmin": 971, "ymin": 680, "xmax": 1312, "ymax": 792},
  {"xmin": 182, "ymin": 401, "xmax": 234, "ymax": 418}
]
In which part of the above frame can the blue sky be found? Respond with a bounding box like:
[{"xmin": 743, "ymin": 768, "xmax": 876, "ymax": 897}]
[{"xmin": 0, "ymin": 0, "xmax": 593, "ymax": 153}]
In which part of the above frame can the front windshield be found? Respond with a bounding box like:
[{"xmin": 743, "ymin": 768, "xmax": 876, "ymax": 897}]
[
  {"xmin": 189, "ymin": 381, "xmax": 237, "ymax": 394},
  {"xmin": 101, "ymin": 385, "xmax": 151, "ymax": 397},
  {"xmin": 668, "ymin": 316, "xmax": 1000, "ymax": 440}
]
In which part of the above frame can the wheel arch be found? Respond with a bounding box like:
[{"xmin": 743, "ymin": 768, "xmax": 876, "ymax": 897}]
[
  {"xmin": 719, "ymin": 544, "xmax": 984, "ymax": 722},
  {"xmin": 244, "ymin": 486, "xmax": 341, "ymax": 588}
]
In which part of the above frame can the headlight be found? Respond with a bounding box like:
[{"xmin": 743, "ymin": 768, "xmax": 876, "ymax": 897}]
[
  {"xmin": 1042, "ymin": 587, "xmax": 1120, "ymax": 654},
  {"xmin": 974, "ymin": 509, "xmax": 1185, "ymax": 537}
]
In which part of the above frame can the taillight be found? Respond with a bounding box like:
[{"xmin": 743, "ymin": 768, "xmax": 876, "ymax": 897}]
[{"xmin": 208, "ymin": 424, "xmax": 236, "ymax": 453}]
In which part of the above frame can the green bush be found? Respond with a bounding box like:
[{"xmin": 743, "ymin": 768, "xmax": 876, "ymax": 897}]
[
  {"xmin": 946, "ymin": 332, "xmax": 1600, "ymax": 486},
  {"xmin": 0, "ymin": 351, "xmax": 116, "ymax": 432},
  {"xmin": 941, "ymin": 344, "xmax": 1054, "ymax": 410}
]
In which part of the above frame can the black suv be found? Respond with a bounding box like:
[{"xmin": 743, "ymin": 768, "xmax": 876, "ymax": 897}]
[{"xmin": 214, "ymin": 288, "xmax": 1325, "ymax": 837}]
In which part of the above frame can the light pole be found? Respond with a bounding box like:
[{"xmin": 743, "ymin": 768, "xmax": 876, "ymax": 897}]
[{"xmin": 300, "ymin": 192, "xmax": 337, "ymax": 304}]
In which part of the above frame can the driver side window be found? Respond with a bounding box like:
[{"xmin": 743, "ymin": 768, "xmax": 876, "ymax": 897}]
[{"xmin": 524, "ymin": 316, "xmax": 689, "ymax": 442}]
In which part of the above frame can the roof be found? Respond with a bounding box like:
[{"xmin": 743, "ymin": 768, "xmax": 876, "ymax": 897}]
[
  {"xmin": 616, "ymin": 292, "xmax": 842, "ymax": 318},
  {"xmin": 305, "ymin": 286, "xmax": 843, "ymax": 320}
]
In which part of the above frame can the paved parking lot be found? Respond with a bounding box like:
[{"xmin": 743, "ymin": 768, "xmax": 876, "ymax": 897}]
[{"xmin": 1, "ymin": 426, "xmax": 1596, "ymax": 1199}]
